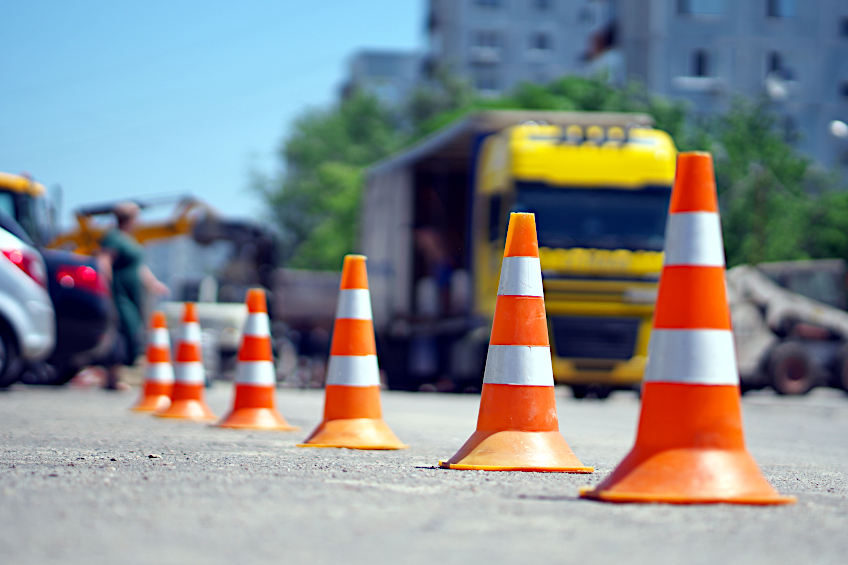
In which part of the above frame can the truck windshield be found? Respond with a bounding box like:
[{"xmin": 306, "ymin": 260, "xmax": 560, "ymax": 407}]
[{"xmin": 512, "ymin": 183, "xmax": 672, "ymax": 251}]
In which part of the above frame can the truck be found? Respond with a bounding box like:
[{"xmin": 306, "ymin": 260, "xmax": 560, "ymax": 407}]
[{"xmin": 361, "ymin": 110, "xmax": 677, "ymax": 395}]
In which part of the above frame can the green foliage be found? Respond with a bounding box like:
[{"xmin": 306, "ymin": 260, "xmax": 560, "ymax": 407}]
[
  {"xmin": 256, "ymin": 92, "xmax": 401, "ymax": 269},
  {"xmin": 261, "ymin": 73, "xmax": 846, "ymax": 271}
]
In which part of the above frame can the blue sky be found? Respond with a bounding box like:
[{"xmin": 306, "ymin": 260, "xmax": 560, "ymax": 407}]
[{"xmin": 0, "ymin": 1, "xmax": 423, "ymax": 227}]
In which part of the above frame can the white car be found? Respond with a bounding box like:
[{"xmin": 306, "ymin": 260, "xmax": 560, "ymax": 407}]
[{"xmin": 0, "ymin": 227, "xmax": 55, "ymax": 387}]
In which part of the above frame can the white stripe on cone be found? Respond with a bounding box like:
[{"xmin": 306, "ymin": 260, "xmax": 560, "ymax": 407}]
[
  {"xmin": 242, "ymin": 313, "xmax": 270, "ymax": 337},
  {"xmin": 335, "ymin": 289, "xmax": 374, "ymax": 320},
  {"xmin": 235, "ymin": 361, "xmax": 276, "ymax": 386},
  {"xmin": 497, "ymin": 257, "xmax": 544, "ymax": 297},
  {"xmin": 175, "ymin": 361, "xmax": 205, "ymax": 384},
  {"xmin": 180, "ymin": 322, "xmax": 202, "ymax": 342},
  {"xmin": 148, "ymin": 328, "xmax": 171, "ymax": 347},
  {"xmin": 325, "ymin": 355, "xmax": 380, "ymax": 387},
  {"xmin": 664, "ymin": 212, "xmax": 725, "ymax": 267},
  {"xmin": 644, "ymin": 329, "xmax": 739, "ymax": 385},
  {"xmin": 145, "ymin": 362, "xmax": 174, "ymax": 383},
  {"xmin": 483, "ymin": 345, "xmax": 554, "ymax": 386}
]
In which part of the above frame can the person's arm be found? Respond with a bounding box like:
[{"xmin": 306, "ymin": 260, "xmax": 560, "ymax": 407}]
[
  {"xmin": 139, "ymin": 264, "xmax": 170, "ymax": 297},
  {"xmin": 96, "ymin": 249, "xmax": 116, "ymax": 284}
]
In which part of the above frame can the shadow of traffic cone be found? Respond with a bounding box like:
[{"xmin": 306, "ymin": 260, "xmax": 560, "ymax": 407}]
[
  {"xmin": 215, "ymin": 289, "xmax": 298, "ymax": 430},
  {"xmin": 155, "ymin": 302, "xmax": 216, "ymax": 421},
  {"xmin": 298, "ymin": 255, "xmax": 407, "ymax": 449},
  {"xmin": 580, "ymin": 152, "xmax": 795, "ymax": 504},
  {"xmin": 130, "ymin": 311, "xmax": 174, "ymax": 412},
  {"xmin": 440, "ymin": 213, "xmax": 592, "ymax": 472}
]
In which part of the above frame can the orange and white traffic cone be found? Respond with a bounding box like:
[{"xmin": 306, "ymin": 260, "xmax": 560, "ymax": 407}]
[
  {"xmin": 580, "ymin": 152, "xmax": 795, "ymax": 504},
  {"xmin": 155, "ymin": 302, "xmax": 216, "ymax": 421},
  {"xmin": 130, "ymin": 311, "xmax": 174, "ymax": 412},
  {"xmin": 440, "ymin": 213, "xmax": 592, "ymax": 472},
  {"xmin": 215, "ymin": 289, "xmax": 297, "ymax": 430},
  {"xmin": 298, "ymin": 255, "xmax": 407, "ymax": 449}
]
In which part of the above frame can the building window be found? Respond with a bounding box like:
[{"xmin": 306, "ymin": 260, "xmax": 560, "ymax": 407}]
[
  {"xmin": 530, "ymin": 32, "xmax": 552, "ymax": 51},
  {"xmin": 841, "ymin": 17, "xmax": 848, "ymax": 37},
  {"xmin": 471, "ymin": 31, "xmax": 505, "ymax": 64},
  {"xmin": 678, "ymin": 0, "xmax": 723, "ymax": 15},
  {"xmin": 767, "ymin": 0, "xmax": 796, "ymax": 18},
  {"xmin": 692, "ymin": 50, "xmax": 710, "ymax": 77},
  {"xmin": 534, "ymin": 0, "xmax": 553, "ymax": 9},
  {"xmin": 476, "ymin": 0, "xmax": 503, "ymax": 7},
  {"xmin": 475, "ymin": 72, "xmax": 501, "ymax": 92}
]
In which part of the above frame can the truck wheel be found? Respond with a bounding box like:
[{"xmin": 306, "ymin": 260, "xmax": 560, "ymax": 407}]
[
  {"xmin": 768, "ymin": 342, "xmax": 815, "ymax": 395},
  {"xmin": 570, "ymin": 385, "xmax": 588, "ymax": 399},
  {"xmin": 0, "ymin": 328, "xmax": 22, "ymax": 388}
]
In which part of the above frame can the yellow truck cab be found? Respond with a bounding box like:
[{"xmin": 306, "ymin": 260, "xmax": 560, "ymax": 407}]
[
  {"xmin": 474, "ymin": 122, "xmax": 676, "ymax": 397},
  {"xmin": 362, "ymin": 111, "xmax": 677, "ymax": 395}
]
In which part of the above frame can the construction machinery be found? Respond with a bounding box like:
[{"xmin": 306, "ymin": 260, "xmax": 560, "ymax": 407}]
[{"xmin": 729, "ymin": 259, "xmax": 848, "ymax": 395}]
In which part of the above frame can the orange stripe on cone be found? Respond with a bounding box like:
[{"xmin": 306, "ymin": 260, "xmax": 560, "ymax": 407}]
[
  {"xmin": 131, "ymin": 311, "xmax": 174, "ymax": 413},
  {"xmin": 298, "ymin": 255, "xmax": 407, "ymax": 450},
  {"xmin": 216, "ymin": 289, "xmax": 297, "ymax": 430},
  {"xmin": 440, "ymin": 212, "xmax": 592, "ymax": 472},
  {"xmin": 155, "ymin": 302, "xmax": 216, "ymax": 421},
  {"xmin": 580, "ymin": 152, "xmax": 794, "ymax": 504}
]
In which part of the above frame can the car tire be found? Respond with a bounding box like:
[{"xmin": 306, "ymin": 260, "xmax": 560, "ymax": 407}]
[
  {"xmin": 0, "ymin": 327, "xmax": 23, "ymax": 388},
  {"xmin": 836, "ymin": 344, "xmax": 848, "ymax": 393},
  {"xmin": 768, "ymin": 342, "xmax": 815, "ymax": 395}
]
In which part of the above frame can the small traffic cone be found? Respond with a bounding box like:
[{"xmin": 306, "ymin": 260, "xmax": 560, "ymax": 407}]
[
  {"xmin": 440, "ymin": 213, "xmax": 592, "ymax": 472},
  {"xmin": 580, "ymin": 152, "xmax": 795, "ymax": 504},
  {"xmin": 130, "ymin": 311, "xmax": 174, "ymax": 412},
  {"xmin": 298, "ymin": 255, "xmax": 407, "ymax": 449},
  {"xmin": 215, "ymin": 289, "xmax": 297, "ymax": 430},
  {"xmin": 155, "ymin": 302, "xmax": 216, "ymax": 421}
]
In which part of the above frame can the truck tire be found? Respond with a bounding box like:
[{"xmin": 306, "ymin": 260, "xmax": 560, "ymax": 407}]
[
  {"xmin": 570, "ymin": 385, "xmax": 588, "ymax": 399},
  {"xmin": 768, "ymin": 342, "xmax": 815, "ymax": 395}
]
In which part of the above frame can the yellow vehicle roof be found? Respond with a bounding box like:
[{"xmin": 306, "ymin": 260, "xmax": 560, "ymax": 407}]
[
  {"xmin": 479, "ymin": 123, "xmax": 677, "ymax": 192},
  {"xmin": 0, "ymin": 171, "xmax": 46, "ymax": 197}
]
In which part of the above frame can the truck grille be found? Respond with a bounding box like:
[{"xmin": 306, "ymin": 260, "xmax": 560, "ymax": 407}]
[{"xmin": 551, "ymin": 316, "xmax": 640, "ymax": 360}]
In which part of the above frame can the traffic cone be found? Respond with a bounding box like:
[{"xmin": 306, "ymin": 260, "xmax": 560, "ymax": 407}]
[
  {"xmin": 215, "ymin": 289, "xmax": 297, "ymax": 430},
  {"xmin": 130, "ymin": 311, "xmax": 174, "ymax": 412},
  {"xmin": 298, "ymin": 255, "xmax": 407, "ymax": 449},
  {"xmin": 155, "ymin": 303, "xmax": 216, "ymax": 421},
  {"xmin": 580, "ymin": 152, "xmax": 796, "ymax": 504},
  {"xmin": 440, "ymin": 213, "xmax": 593, "ymax": 472}
]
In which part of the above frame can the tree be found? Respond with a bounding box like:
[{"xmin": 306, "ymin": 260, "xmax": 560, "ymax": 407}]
[{"xmin": 256, "ymin": 92, "xmax": 402, "ymax": 269}]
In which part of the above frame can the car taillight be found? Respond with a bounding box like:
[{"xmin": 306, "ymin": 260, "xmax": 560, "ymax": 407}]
[
  {"xmin": 56, "ymin": 265, "xmax": 109, "ymax": 295},
  {"xmin": 2, "ymin": 248, "xmax": 47, "ymax": 287}
]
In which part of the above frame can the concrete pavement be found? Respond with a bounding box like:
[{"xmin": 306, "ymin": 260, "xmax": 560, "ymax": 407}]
[{"xmin": 1, "ymin": 384, "xmax": 847, "ymax": 565}]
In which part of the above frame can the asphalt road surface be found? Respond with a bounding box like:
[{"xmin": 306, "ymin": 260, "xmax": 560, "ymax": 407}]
[{"xmin": 1, "ymin": 383, "xmax": 847, "ymax": 565}]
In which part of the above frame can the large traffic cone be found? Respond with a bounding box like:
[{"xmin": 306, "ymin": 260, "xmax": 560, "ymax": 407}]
[
  {"xmin": 298, "ymin": 255, "xmax": 407, "ymax": 449},
  {"xmin": 581, "ymin": 152, "xmax": 795, "ymax": 504},
  {"xmin": 130, "ymin": 311, "xmax": 174, "ymax": 412},
  {"xmin": 215, "ymin": 289, "xmax": 297, "ymax": 430},
  {"xmin": 155, "ymin": 303, "xmax": 216, "ymax": 421},
  {"xmin": 440, "ymin": 213, "xmax": 592, "ymax": 472}
]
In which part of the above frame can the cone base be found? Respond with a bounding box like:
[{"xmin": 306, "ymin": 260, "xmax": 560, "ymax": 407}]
[
  {"xmin": 155, "ymin": 399, "xmax": 217, "ymax": 421},
  {"xmin": 215, "ymin": 408, "xmax": 299, "ymax": 431},
  {"xmin": 130, "ymin": 394, "xmax": 171, "ymax": 413},
  {"xmin": 579, "ymin": 447, "xmax": 796, "ymax": 505},
  {"xmin": 439, "ymin": 430, "xmax": 593, "ymax": 473},
  {"xmin": 297, "ymin": 418, "xmax": 408, "ymax": 450}
]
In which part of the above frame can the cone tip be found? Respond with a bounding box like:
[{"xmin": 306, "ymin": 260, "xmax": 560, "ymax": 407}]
[
  {"xmin": 504, "ymin": 212, "xmax": 539, "ymax": 258},
  {"xmin": 245, "ymin": 288, "xmax": 267, "ymax": 313},
  {"xmin": 182, "ymin": 302, "xmax": 198, "ymax": 323},
  {"xmin": 671, "ymin": 151, "xmax": 718, "ymax": 214},
  {"xmin": 150, "ymin": 311, "xmax": 167, "ymax": 329},
  {"xmin": 340, "ymin": 254, "xmax": 369, "ymax": 290}
]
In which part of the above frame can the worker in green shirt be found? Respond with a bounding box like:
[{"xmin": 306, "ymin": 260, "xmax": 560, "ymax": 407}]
[{"xmin": 97, "ymin": 202, "xmax": 169, "ymax": 390}]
